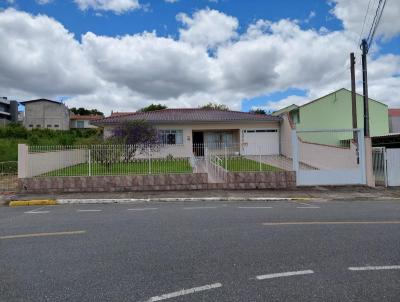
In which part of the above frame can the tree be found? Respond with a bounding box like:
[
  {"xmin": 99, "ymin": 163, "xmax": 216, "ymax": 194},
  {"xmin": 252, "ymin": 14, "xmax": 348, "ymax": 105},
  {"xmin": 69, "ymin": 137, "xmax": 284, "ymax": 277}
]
[
  {"xmin": 107, "ymin": 121, "xmax": 160, "ymax": 161},
  {"xmin": 250, "ymin": 109, "xmax": 267, "ymax": 115},
  {"xmin": 138, "ymin": 104, "xmax": 167, "ymax": 112},
  {"xmin": 200, "ymin": 102, "xmax": 230, "ymax": 111},
  {"xmin": 70, "ymin": 107, "xmax": 104, "ymax": 116}
]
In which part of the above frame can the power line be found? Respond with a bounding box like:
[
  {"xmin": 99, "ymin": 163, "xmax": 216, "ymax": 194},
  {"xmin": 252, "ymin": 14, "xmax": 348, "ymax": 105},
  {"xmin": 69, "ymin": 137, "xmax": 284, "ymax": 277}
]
[{"xmin": 365, "ymin": 0, "xmax": 387, "ymax": 52}]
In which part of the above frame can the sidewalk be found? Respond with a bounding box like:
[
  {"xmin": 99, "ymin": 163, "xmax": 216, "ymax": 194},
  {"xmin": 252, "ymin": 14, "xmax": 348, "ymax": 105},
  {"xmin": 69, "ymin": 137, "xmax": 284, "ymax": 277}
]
[{"xmin": 2, "ymin": 186, "xmax": 400, "ymax": 205}]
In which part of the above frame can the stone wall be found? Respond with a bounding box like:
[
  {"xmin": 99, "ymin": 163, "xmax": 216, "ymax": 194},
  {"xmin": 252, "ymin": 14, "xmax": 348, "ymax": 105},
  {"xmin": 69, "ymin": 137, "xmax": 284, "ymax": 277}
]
[
  {"xmin": 19, "ymin": 173, "xmax": 209, "ymax": 193},
  {"xmin": 18, "ymin": 171, "xmax": 296, "ymax": 193}
]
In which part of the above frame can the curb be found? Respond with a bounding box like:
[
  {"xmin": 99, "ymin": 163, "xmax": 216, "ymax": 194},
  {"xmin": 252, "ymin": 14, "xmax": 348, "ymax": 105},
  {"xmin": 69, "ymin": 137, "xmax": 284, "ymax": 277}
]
[
  {"xmin": 57, "ymin": 197, "xmax": 316, "ymax": 204},
  {"xmin": 9, "ymin": 200, "xmax": 57, "ymax": 207}
]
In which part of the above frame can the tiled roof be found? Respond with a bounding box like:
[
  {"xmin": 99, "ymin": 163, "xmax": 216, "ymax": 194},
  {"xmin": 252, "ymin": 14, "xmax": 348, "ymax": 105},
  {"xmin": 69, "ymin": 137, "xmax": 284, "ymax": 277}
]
[
  {"xmin": 94, "ymin": 108, "xmax": 280, "ymax": 125},
  {"xmin": 389, "ymin": 109, "xmax": 400, "ymax": 117},
  {"xmin": 70, "ymin": 114, "xmax": 104, "ymax": 121},
  {"xmin": 110, "ymin": 112, "xmax": 136, "ymax": 117}
]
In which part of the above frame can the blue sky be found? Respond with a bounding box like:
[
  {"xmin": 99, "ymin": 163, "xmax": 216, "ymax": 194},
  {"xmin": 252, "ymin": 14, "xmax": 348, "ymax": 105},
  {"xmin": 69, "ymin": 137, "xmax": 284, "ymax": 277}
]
[{"xmin": 0, "ymin": 0, "xmax": 399, "ymax": 113}]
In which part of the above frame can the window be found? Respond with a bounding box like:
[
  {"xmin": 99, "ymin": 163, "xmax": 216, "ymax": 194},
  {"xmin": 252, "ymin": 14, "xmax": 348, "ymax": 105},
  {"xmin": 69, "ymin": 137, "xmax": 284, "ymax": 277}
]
[
  {"xmin": 47, "ymin": 125, "xmax": 52, "ymax": 128},
  {"xmin": 54, "ymin": 125, "xmax": 59, "ymax": 128},
  {"xmin": 29, "ymin": 124, "xmax": 33, "ymax": 128},
  {"xmin": 159, "ymin": 130, "xmax": 183, "ymax": 145},
  {"xmin": 77, "ymin": 121, "xmax": 85, "ymax": 128},
  {"xmin": 36, "ymin": 125, "xmax": 41, "ymax": 128}
]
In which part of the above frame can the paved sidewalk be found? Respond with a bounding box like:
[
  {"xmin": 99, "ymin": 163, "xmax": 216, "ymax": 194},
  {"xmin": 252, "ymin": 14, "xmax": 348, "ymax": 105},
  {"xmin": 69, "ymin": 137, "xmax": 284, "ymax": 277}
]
[{"xmin": 2, "ymin": 186, "xmax": 400, "ymax": 205}]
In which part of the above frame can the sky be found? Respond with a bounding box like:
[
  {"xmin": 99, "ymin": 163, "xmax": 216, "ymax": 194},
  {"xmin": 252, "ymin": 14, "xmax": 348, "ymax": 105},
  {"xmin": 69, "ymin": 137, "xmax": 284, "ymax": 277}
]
[{"xmin": 0, "ymin": 0, "xmax": 399, "ymax": 114}]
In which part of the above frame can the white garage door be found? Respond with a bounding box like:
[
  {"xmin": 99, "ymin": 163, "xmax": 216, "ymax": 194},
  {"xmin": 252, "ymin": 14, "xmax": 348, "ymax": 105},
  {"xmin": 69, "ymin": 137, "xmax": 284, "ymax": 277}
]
[{"xmin": 242, "ymin": 129, "xmax": 279, "ymax": 155}]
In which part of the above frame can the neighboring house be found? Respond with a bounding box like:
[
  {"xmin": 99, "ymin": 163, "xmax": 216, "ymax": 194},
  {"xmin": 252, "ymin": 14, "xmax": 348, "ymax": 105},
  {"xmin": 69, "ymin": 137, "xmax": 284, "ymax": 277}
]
[
  {"xmin": 389, "ymin": 109, "xmax": 400, "ymax": 133},
  {"xmin": 273, "ymin": 88, "xmax": 389, "ymax": 145},
  {"xmin": 20, "ymin": 99, "xmax": 70, "ymax": 130},
  {"xmin": 93, "ymin": 109, "xmax": 281, "ymax": 156},
  {"xmin": 0, "ymin": 97, "xmax": 19, "ymax": 126},
  {"xmin": 70, "ymin": 114, "xmax": 103, "ymax": 129}
]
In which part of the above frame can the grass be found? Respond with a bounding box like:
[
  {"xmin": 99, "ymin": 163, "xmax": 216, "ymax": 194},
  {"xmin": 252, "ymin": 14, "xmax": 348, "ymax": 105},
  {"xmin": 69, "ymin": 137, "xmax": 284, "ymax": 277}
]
[
  {"xmin": 215, "ymin": 156, "xmax": 282, "ymax": 172},
  {"xmin": 41, "ymin": 159, "xmax": 193, "ymax": 177}
]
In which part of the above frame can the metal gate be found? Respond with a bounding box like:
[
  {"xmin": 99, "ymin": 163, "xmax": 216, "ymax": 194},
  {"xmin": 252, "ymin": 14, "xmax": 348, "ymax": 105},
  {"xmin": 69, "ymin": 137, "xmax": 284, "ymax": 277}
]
[
  {"xmin": 372, "ymin": 148, "xmax": 400, "ymax": 187},
  {"xmin": 292, "ymin": 129, "xmax": 366, "ymax": 186},
  {"xmin": 387, "ymin": 149, "xmax": 400, "ymax": 187}
]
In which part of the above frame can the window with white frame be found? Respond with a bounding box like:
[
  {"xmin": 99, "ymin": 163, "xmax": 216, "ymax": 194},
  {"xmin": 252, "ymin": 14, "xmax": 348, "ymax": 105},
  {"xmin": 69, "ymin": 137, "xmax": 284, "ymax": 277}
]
[{"xmin": 159, "ymin": 130, "xmax": 183, "ymax": 145}]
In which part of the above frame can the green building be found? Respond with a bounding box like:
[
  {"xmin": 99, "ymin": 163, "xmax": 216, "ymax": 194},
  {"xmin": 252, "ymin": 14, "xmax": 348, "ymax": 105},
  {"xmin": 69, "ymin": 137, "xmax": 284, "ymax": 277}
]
[{"xmin": 273, "ymin": 88, "xmax": 389, "ymax": 146}]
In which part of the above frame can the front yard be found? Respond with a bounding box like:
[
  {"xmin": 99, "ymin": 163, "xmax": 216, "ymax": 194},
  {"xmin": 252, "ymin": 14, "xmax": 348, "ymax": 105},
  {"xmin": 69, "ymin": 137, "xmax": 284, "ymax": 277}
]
[
  {"xmin": 214, "ymin": 156, "xmax": 282, "ymax": 172},
  {"xmin": 41, "ymin": 159, "xmax": 193, "ymax": 177}
]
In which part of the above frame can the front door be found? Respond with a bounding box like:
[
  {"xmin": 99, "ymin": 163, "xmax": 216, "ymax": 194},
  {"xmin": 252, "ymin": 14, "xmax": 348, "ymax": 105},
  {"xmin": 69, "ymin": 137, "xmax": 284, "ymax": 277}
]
[{"xmin": 193, "ymin": 132, "xmax": 204, "ymax": 156}]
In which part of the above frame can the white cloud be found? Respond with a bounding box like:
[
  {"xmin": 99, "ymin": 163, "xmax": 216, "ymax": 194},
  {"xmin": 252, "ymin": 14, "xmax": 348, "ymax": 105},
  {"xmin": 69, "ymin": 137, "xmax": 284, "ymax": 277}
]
[
  {"xmin": 177, "ymin": 8, "xmax": 238, "ymax": 49},
  {"xmin": 0, "ymin": 9, "xmax": 99, "ymax": 97},
  {"xmin": 74, "ymin": 0, "xmax": 141, "ymax": 14},
  {"xmin": 36, "ymin": 0, "xmax": 53, "ymax": 4},
  {"xmin": 330, "ymin": 0, "xmax": 400, "ymax": 40},
  {"xmin": 164, "ymin": 0, "xmax": 179, "ymax": 3},
  {"xmin": 0, "ymin": 6, "xmax": 399, "ymax": 114}
]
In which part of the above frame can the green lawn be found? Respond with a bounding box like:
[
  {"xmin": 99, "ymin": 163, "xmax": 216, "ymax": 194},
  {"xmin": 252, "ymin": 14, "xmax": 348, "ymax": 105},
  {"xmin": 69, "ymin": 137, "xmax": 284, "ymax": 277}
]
[
  {"xmin": 42, "ymin": 159, "xmax": 193, "ymax": 177},
  {"xmin": 215, "ymin": 156, "xmax": 281, "ymax": 172}
]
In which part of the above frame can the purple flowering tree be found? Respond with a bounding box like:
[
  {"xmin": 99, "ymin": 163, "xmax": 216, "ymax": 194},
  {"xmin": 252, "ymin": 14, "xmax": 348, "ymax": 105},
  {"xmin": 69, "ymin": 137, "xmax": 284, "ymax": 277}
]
[{"xmin": 109, "ymin": 121, "xmax": 160, "ymax": 161}]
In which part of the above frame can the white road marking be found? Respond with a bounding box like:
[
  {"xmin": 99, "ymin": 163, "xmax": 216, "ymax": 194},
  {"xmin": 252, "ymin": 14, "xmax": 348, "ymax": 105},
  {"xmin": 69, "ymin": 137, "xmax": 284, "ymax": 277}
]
[
  {"xmin": 127, "ymin": 208, "xmax": 158, "ymax": 211},
  {"xmin": 238, "ymin": 207, "xmax": 273, "ymax": 209},
  {"xmin": 183, "ymin": 206, "xmax": 218, "ymax": 210},
  {"xmin": 24, "ymin": 210, "xmax": 50, "ymax": 214},
  {"xmin": 0, "ymin": 230, "xmax": 86, "ymax": 240},
  {"xmin": 76, "ymin": 209, "xmax": 102, "ymax": 212},
  {"xmin": 296, "ymin": 206, "xmax": 320, "ymax": 209},
  {"xmin": 297, "ymin": 202, "xmax": 314, "ymax": 207},
  {"xmin": 349, "ymin": 265, "xmax": 400, "ymax": 271},
  {"xmin": 146, "ymin": 283, "xmax": 222, "ymax": 302},
  {"xmin": 256, "ymin": 270, "xmax": 314, "ymax": 280},
  {"xmin": 262, "ymin": 221, "xmax": 400, "ymax": 226}
]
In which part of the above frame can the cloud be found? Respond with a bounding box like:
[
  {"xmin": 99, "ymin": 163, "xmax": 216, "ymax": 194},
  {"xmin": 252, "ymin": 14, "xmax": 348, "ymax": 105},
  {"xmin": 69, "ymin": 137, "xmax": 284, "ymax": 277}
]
[
  {"xmin": 0, "ymin": 9, "xmax": 99, "ymax": 97},
  {"xmin": 177, "ymin": 8, "xmax": 239, "ymax": 49},
  {"xmin": 36, "ymin": 0, "xmax": 53, "ymax": 4},
  {"xmin": 0, "ymin": 6, "xmax": 399, "ymax": 114},
  {"xmin": 330, "ymin": 0, "xmax": 400, "ymax": 40},
  {"xmin": 74, "ymin": 0, "xmax": 141, "ymax": 14}
]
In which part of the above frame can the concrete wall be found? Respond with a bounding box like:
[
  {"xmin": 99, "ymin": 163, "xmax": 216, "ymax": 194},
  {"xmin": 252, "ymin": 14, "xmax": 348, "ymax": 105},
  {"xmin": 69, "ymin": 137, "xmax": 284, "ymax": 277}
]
[
  {"xmin": 26, "ymin": 149, "xmax": 87, "ymax": 177},
  {"xmin": 389, "ymin": 116, "xmax": 400, "ymax": 133},
  {"xmin": 70, "ymin": 120, "xmax": 98, "ymax": 129},
  {"xmin": 24, "ymin": 101, "xmax": 70, "ymax": 130},
  {"xmin": 18, "ymin": 170, "xmax": 295, "ymax": 193}
]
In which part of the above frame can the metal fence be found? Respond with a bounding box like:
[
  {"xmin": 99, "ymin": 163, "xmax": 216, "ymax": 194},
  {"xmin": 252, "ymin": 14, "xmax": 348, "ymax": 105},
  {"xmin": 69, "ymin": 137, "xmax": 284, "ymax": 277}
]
[
  {"xmin": 22, "ymin": 142, "xmax": 292, "ymax": 178},
  {"xmin": 27, "ymin": 145, "xmax": 194, "ymax": 177},
  {"xmin": 0, "ymin": 161, "xmax": 18, "ymax": 192}
]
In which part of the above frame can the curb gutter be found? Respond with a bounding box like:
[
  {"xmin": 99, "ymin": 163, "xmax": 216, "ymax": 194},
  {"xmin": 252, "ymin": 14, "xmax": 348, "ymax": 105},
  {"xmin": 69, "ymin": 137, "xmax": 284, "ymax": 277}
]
[
  {"xmin": 9, "ymin": 200, "xmax": 57, "ymax": 207},
  {"xmin": 57, "ymin": 197, "xmax": 316, "ymax": 204}
]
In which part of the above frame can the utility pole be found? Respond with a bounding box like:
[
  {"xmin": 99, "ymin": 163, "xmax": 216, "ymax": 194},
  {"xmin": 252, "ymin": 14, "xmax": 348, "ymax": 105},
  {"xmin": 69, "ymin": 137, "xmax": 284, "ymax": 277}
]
[
  {"xmin": 350, "ymin": 52, "xmax": 357, "ymax": 142},
  {"xmin": 361, "ymin": 39, "xmax": 370, "ymax": 137}
]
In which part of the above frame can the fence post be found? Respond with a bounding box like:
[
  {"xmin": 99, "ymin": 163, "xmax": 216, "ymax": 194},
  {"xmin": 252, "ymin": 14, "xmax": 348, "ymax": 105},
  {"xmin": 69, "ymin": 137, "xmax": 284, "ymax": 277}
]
[
  {"xmin": 88, "ymin": 148, "xmax": 91, "ymax": 177},
  {"xmin": 291, "ymin": 130, "xmax": 299, "ymax": 173},
  {"xmin": 259, "ymin": 145, "xmax": 262, "ymax": 172},
  {"xmin": 383, "ymin": 147, "xmax": 388, "ymax": 187},
  {"xmin": 148, "ymin": 146, "xmax": 151, "ymax": 175},
  {"xmin": 18, "ymin": 144, "xmax": 28, "ymax": 178},
  {"xmin": 224, "ymin": 146, "xmax": 227, "ymax": 170}
]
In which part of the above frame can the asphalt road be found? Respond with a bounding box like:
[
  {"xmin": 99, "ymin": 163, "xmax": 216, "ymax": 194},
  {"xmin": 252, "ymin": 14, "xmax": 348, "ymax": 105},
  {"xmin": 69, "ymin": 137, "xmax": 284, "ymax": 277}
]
[{"xmin": 1, "ymin": 199, "xmax": 400, "ymax": 302}]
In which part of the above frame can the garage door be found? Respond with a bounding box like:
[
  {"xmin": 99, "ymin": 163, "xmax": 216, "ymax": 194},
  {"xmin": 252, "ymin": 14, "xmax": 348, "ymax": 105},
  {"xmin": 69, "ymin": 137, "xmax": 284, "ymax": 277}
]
[{"xmin": 242, "ymin": 129, "xmax": 279, "ymax": 155}]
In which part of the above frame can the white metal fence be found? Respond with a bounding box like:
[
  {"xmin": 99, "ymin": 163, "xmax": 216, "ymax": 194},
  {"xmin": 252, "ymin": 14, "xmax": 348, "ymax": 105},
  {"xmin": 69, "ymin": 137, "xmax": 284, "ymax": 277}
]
[
  {"xmin": 0, "ymin": 161, "xmax": 18, "ymax": 192},
  {"xmin": 292, "ymin": 129, "xmax": 366, "ymax": 186},
  {"xmin": 20, "ymin": 142, "xmax": 292, "ymax": 178},
  {"xmin": 372, "ymin": 147, "xmax": 400, "ymax": 187}
]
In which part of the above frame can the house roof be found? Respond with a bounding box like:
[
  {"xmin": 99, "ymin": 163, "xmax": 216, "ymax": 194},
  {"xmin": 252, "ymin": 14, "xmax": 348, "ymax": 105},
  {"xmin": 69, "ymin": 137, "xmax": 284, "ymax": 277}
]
[
  {"xmin": 272, "ymin": 104, "xmax": 299, "ymax": 116},
  {"xmin": 110, "ymin": 112, "xmax": 136, "ymax": 117},
  {"xmin": 389, "ymin": 109, "xmax": 400, "ymax": 117},
  {"xmin": 94, "ymin": 108, "xmax": 281, "ymax": 126},
  {"xmin": 20, "ymin": 98, "xmax": 65, "ymax": 105},
  {"xmin": 70, "ymin": 114, "xmax": 104, "ymax": 121}
]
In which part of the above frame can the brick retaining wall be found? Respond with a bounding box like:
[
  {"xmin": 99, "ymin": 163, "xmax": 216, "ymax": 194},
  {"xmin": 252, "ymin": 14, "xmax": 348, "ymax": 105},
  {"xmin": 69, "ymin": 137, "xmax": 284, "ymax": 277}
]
[{"xmin": 18, "ymin": 171, "xmax": 296, "ymax": 193}]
